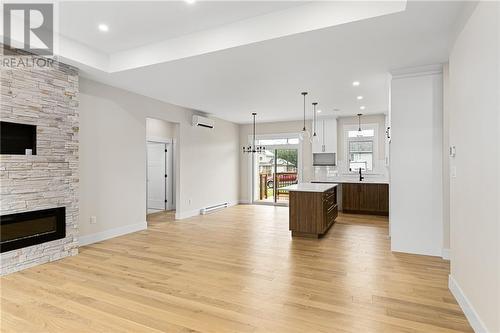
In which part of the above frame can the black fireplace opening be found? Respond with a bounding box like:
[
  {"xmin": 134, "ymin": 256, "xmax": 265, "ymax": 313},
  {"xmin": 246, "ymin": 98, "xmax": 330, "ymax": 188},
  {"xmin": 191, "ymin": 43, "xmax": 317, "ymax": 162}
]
[{"xmin": 0, "ymin": 207, "xmax": 66, "ymax": 253}]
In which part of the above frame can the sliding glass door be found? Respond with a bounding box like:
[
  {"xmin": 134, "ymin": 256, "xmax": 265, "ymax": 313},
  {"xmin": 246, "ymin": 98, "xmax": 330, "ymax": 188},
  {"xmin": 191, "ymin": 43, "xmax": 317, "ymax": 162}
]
[{"xmin": 253, "ymin": 140, "xmax": 299, "ymax": 205}]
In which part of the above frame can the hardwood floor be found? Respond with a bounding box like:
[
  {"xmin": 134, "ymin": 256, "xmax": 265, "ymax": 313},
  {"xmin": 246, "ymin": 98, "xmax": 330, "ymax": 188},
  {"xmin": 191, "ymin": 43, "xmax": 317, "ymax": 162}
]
[{"xmin": 1, "ymin": 205, "xmax": 472, "ymax": 333}]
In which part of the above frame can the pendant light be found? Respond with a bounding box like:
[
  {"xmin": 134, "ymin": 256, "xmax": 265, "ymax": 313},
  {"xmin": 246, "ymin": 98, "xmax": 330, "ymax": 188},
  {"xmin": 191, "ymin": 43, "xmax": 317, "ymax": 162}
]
[
  {"xmin": 242, "ymin": 113, "xmax": 265, "ymax": 154},
  {"xmin": 311, "ymin": 102, "xmax": 320, "ymax": 144},
  {"xmin": 357, "ymin": 113, "xmax": 363, "ymax": 137},
  {"xmin": 299, "ymin": 92, "xmax": 310, "ymax": 141}
]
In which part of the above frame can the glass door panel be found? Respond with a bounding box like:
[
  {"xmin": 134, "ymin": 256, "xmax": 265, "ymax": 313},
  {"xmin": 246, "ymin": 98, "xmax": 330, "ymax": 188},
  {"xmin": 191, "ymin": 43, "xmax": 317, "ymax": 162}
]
[
  {"xmin": 256, "ymin": 149, "xmax": 275, "ymax": 203},
  {"xmin": 255, "ymin": 148, "xmax": 298, "ymax": 205},
  {"xmin": 274, "ymin": 149, "xmax": 298, "ymax": 204}
]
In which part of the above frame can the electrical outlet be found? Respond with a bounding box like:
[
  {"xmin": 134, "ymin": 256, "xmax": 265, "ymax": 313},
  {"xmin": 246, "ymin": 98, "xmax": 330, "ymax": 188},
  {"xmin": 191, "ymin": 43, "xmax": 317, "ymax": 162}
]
[{"xmin": 90, "ymin": 216, "xmax": 97, "ymax": 224}]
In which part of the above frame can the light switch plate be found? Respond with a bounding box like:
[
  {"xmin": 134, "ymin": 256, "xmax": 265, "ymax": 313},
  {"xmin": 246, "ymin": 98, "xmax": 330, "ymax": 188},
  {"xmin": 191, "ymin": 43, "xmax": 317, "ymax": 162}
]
[
  {"xmin": 90, "ymin": 216, "xmax": 97, "ymax": 224},
  {"xmin": 451, "ymin": 166, "xmax": 457, "ymax": 178}
]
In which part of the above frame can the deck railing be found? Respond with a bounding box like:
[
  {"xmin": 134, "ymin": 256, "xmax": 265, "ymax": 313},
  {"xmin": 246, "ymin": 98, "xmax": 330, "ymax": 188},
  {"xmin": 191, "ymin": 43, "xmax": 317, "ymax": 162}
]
[{"xmin": 259, "ymin": 172, "xmax": 298, "ymax": 201}]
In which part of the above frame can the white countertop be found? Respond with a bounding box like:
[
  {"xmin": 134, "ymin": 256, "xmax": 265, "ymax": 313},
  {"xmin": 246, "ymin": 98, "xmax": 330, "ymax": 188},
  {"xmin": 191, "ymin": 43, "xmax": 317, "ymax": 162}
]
[{"xmin": 282, "ymin": 183, "xmax": 337, "ymax": 192}]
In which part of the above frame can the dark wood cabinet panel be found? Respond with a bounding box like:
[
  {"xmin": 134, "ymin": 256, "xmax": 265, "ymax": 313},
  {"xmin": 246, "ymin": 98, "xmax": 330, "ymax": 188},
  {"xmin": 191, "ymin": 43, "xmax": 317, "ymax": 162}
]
[
  {"xmin": 289, "ymin": 187, "xmax": 338, "ymax": 238},
  {"xmin": 342, "ymin": 183, "xmax": 389, "ymax": 216},
  {"xmin": 289, "ymin": 191, "xmax": 322, "ymax": 234},
  {"xmin": 342, "ymin": 183, "xmax": 360, "ymax": 211},
  {"xmin": 377, "ymin": 184, "xmax": 389, "ymax": 214},
  {"xmin": 360, "ymin": 184, "xmax": 380, "ymax": 212}
]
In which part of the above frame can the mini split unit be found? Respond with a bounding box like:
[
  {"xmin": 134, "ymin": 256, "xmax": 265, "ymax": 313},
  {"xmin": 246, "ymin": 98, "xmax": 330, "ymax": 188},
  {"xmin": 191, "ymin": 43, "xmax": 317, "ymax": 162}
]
[{"xmin": 192, "ymin": 115, "xmax": 215, "ymax": 129}]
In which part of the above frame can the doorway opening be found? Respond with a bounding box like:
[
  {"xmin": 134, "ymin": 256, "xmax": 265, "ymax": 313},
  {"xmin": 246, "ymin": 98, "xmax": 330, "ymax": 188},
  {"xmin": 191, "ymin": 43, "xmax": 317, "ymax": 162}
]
[
  {"xmin": 251, "ymin": 135, "xmax": 301, "ymax": 206},
  {"xmin": 146, "ymin": 118, "xmax": 177, "ymax": 216}
]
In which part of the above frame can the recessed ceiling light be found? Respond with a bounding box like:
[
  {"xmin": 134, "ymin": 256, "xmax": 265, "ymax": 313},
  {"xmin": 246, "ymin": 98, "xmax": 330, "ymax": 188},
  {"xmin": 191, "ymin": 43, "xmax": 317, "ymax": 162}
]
[
  {"xmin": 98, "ymin": 24, "xmax": 109, "ymax": 32},
  {"xmin": 317, "ymin": 109, "xmax": 322, "ymax": 113},
  {"xmin": 360, "ymin": 106, "xmax": 366, "ymax": 110},
  {"xmin": 185, "ymin": 0, "xmax": 196, "ymax": 4},
  {"xmin": 352, "ymin": 81, "xmax": 360, "ymax": 87},
  {"xmin": 357, "ymin": 96, "xmax": 364, "ymax": 100}
]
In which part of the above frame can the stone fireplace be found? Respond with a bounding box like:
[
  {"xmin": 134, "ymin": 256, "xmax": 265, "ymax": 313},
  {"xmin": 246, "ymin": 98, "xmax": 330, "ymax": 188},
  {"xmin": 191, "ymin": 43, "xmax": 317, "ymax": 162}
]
[
  {"xmin": 1, "ymin": 207, "xmax": 66, "ymax": 253},
  {"xmin": 0, "ymin": 50, "xmax": 79, "ymax": 275}
]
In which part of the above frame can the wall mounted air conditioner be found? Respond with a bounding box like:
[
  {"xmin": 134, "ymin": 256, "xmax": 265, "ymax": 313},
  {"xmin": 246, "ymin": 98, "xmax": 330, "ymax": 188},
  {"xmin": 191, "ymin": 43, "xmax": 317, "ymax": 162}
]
[{"xmin": 192, "ymin": 115, "xmax": 215, "ymax": 129}]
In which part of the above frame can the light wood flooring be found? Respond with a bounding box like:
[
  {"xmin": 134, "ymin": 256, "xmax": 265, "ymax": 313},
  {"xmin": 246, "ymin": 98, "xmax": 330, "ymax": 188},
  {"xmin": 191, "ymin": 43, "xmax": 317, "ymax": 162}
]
[{"xmin": 0, "ymin": 205, "xmax": 471, "ymax": 333}]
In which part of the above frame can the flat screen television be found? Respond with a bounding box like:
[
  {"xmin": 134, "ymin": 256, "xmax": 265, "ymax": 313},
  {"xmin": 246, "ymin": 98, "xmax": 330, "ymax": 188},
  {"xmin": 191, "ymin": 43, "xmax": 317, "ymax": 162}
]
[{"xmin": 0, "ymin": 121, "xmax": 37, "ymax": 155}]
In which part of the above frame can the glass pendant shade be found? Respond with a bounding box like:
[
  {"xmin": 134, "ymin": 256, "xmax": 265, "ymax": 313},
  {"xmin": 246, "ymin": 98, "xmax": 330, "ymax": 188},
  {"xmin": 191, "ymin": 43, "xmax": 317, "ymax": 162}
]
[
  {"xmin": 310, "ymin": 133, "xmax": 320, "ymax": 144},
  {"xmin": 299, "ymin": 129, "xmax": 310, "ymax": 141}
]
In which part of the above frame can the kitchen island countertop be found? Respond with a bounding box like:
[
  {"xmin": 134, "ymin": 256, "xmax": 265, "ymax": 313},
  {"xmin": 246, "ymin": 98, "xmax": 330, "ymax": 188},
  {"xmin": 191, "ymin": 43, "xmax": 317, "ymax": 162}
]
[{"xmin": 283, "ymin": 183, "xmax": 338, "ymax": 193}]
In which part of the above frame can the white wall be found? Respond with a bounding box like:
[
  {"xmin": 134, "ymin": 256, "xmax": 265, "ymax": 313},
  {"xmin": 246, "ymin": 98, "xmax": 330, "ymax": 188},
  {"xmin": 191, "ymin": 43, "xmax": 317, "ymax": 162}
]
[
  {"xmin": 79, "ymin": 77, "xmax": 240, "ymax": 241},
  {"xmin": 390, "ymin": 65, "xmax": 443, "ymax": 257},
  {"xmin": 448, "ymin": 2, "xmax": 499, "ymax": 332},
  {"xmin": 146, "ymin": 117, "xmax": 177, "ymax": 141},
  {"xmin": 239, "ymin": 120, "xmax": 312, "ymax": 203}
]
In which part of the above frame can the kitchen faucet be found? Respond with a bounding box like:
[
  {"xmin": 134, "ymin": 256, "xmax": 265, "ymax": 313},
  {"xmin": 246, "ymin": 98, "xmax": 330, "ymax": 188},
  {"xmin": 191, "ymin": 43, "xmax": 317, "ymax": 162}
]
[{"xmin": 359, "ymin": 168, "xmax": 364, "ymax": 182}]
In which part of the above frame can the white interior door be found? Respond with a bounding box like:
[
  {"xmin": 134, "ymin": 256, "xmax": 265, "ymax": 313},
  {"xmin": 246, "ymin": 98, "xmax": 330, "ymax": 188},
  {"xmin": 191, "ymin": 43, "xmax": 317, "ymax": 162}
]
[{"xmin": 147, "ymin": 142, "xmax": 166, "ymax": 210}]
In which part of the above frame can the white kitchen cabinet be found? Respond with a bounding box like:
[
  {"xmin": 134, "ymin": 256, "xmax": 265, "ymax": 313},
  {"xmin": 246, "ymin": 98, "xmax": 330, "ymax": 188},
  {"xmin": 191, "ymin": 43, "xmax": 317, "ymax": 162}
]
[{"xmin": 312, "ymin": 117, "xmax": 337, "ymax": 154}]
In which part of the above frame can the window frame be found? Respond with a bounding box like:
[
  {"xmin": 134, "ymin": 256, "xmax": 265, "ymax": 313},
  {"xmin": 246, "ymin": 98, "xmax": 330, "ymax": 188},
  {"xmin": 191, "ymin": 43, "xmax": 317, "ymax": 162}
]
[{"xmin": 343, "ymin": 123, "xmax": 379, "ymax": 174}]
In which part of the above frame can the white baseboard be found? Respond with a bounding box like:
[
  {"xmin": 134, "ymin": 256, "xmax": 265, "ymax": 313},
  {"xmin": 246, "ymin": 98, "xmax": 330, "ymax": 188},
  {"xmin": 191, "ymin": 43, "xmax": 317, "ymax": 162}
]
[
  {"xmin": 175, "ymin": 209, "xmax": 199, "ymax": 220},
  {"xmin": 238, "ymin": 199, "xmax": 252, "ymax": 204},
  {"xmin": 442, "ymin": 248, "xmax": 450, "ymax": 260},
  {"xmin": 449, "ymin": 275, "xmax": 489, "ymax": 333},
  {"xmin": 391, "ymin": 244, "xmax": 442, "ymax": 257},
  {"xmin": 79, "ymin": 221, "xmax": 147, "ymax": 246}
]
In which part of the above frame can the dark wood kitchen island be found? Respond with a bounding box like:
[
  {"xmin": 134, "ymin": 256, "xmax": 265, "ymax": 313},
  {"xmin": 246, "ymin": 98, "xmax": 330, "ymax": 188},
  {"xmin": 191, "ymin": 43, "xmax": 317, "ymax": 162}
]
[{"xmin": 283, "ymin": 183, "xmax": 338, "ymax": 238}]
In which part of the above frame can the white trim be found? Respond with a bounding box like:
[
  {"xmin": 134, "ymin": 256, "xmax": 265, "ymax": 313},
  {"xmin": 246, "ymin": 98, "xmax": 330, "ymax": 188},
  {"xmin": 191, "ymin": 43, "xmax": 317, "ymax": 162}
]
[
  {"xmin": 247, "ymin": 132, "xmax": 303, "ymax": 204},
  {"xmin": 391, "ymin": 245, "xmax": 442, "ymax": 257},
  {"xmin": 146, "ymin": 136, "xmax": 172, "ymax": 144},
  {"xmin": 390, "ymin": 64, "xmax": 444, "ymax": 79},
  {"xmin": 175, "ymin": 209, "xmax": 199, "ymax": 220},
  {"xmin": 449, "ymin": 275, "xmax": 489, "ymax": 333},
  {"xmin": 238, "ymin": 199, "xmax": 252, "ymax": 204},
  {"xmin": 441, "ymin": 248, "xmax": 450, "ymax": 260},
  {"xmin": 79, "ymin": 222, "xmax": 147, "ymax": 246}
]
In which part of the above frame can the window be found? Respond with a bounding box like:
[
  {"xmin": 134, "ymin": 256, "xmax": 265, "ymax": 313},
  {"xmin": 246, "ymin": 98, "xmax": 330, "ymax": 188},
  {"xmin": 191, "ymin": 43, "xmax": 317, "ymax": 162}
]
[
  {"xmin": 347, "ymin": 127, "xmax": 375, "ymax": 172},
  {"xmin": 348, "ymin": 129, "xmax": 374, "ymax": 138},
  {"xmin": 349, "ymin": 141, "xmax": 373, "ymax": 171},
  {"xmin": 256, "ymin": 138, "xmax": 299, "ymax": 146}
]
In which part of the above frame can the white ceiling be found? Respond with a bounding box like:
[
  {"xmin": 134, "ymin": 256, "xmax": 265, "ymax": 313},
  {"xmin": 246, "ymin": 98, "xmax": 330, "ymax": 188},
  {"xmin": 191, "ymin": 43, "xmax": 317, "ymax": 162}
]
[
  {"xmin": 55, "ymin": 1, "xmax": 471, "ymax": 124},
  {"xmin": 59, "ymin": 1, "xmax": 303, "ymax": 53}
]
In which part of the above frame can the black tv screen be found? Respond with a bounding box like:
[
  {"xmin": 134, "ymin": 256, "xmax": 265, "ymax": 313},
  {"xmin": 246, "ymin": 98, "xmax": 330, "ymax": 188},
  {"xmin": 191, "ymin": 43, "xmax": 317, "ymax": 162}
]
[{"xmin": 0, "ymin": 121, "xmax": 37, "ymax": 155}]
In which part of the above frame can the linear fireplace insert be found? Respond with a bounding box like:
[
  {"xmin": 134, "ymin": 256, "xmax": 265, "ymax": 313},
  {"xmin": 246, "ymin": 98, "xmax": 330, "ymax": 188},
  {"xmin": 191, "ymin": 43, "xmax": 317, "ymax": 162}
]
[{"xmin": 0, "ymin": 207, "xmax": 65, "ymax": 253}]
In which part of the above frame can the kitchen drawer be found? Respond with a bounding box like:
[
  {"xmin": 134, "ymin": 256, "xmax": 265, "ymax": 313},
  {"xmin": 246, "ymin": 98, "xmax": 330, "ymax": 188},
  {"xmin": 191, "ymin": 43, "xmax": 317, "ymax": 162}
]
[
  {"xmin": 323, "ymin": 205, "xmax": 338, "ymax": 232},
  {"xmin": 323, "ymin": 192, "xmax": 336, "ymax": 206}
]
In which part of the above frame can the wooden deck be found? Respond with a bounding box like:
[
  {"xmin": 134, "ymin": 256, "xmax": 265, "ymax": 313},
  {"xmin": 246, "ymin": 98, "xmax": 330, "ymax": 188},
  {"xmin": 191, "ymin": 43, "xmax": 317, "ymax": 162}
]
[{"xmin": 0, "ymin": 205, "xmax": 471, "ymax": 332}]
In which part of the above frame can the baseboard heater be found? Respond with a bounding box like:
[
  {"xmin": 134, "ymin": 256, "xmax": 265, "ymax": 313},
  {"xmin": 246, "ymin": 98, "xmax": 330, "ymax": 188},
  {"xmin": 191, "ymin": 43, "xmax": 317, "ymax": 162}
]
[{"xmin": 200, "ymin": 202, "xmax": 229, "ymax": 215}]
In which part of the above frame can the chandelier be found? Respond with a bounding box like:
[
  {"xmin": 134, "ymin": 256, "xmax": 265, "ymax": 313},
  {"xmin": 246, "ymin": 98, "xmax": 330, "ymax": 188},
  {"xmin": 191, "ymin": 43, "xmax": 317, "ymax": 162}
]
[{"xmin": 242, "ymin": 113, "xmax": 265, "ymax": 153}]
